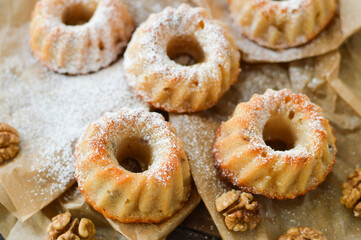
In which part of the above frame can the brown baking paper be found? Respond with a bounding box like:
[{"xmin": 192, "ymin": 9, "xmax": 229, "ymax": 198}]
[
  {"xmin": 0, "ymin": 0, "xmax": 148, "ymax": 220},
  {"xmin": 0, "ymin": 202, "xmax": 17, "ymax": 239},
  {"xmin": 170, "ymin": 50, "xmax": 361, "ymax": 240},
  {"xmin": 0, "ymin": 0, "xmax": 201, "ymax": 238},
  {"xmin": 0, "ymin": 0, "xmax": 196, "ymax": 230},
  {"xmin": 334, "ymin": 29, "xmax": 361, "ymax": 118},
  {"xmin": 3, "ymin": 182, "xmax": 200, "ymax": 240},
  {"xmin": 5, "ymin": 184, "xmax": 126, "ymax": 240},
  {"xmin": 192, "ymin": 0, "xmax": 361, "ymax": 63},
  {"xmin": 1, "ymin": 0, "xmax": 360, "ymax": 239},
  {"xmin": 106, "ymin": 184, "xmax": 200, "ymax": 240},
  {"xmin": 0, "ymin": 27, "xmax": 148, "ymax": 220}
]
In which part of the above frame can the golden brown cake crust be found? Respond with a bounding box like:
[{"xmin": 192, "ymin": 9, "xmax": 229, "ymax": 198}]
[
  {"xmin": 30, "ymin": 0, "xmax": 134, "ymax": 74},
  {"xmin": 228, "ymin": 0, "xmax": 337, "ymax": 49},
  {"xmin": 74, "ymin": 109, "xmax": 191, "ymax": 223},
  {"xmin": 214, "ymin": 89, "xmax": 337, "ymax": 199},
  {"xmin": 124, "ymin": 4, "xmax": 240, "ymax": 113}
]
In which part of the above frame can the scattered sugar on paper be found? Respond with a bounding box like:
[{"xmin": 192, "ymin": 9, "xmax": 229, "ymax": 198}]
[
  {"xmin": 171, "ymin": 114, "xmax": 230, "ymax": 192},
  {"xmin": 123, "ymin": 0, "xmax": 191, "ymax": 25},
  {"xmin": 0, "ymin": 24, "xmax": 148, "ymax": 199}
]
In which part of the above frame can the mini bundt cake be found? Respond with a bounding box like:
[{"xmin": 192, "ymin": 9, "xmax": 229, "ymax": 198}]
[
  {"xmin": 74, "ymin": 109, "xmax": 192, "ymax": 223},
  {"xmin": 30, "ymin": 0, "xmax": 134, "ymax": 74},
  {"xmin": 124, "ymin": 4, "xmax": 240, "ymax": 113},
  {"xmin": 228, "ymin": 0, "xmax": 337, "ymax": 49},
  {"xmin": 214, "ymin": 89, "xmax": 337, "ymax": 199}
]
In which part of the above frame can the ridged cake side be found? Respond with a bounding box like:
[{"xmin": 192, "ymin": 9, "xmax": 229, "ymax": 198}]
[
  {"xmin": 124, "ymin": 4, "xmax": 240, "ymax": 113},
  {"xmin": 214, "ymin": 89, "xmax": 337, "ymax": 199},
  {"xmin": 75, "ymin": 109, "xmax": 191, "ymax": 223},
  {"xmin": 228, "ymin": 0, "xmax": 337, "ymax": 49},
  {"xmin": 30, "ymin": 0, "xmax": 134, "ymax": 74}
]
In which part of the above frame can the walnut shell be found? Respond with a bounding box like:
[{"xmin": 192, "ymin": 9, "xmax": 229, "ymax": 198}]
[
  {"xmin": 46, "ymin": 212, "xmax": 96, "ymax": 240},
  {"xmin": 279, "ymin": 227, "xmax": 327, "ymax": 240},
  {"xmin": 0, "ymin": 123, "xmax": 20, "ymax": 163},
  {"xmin": 340, "ymin": 168, "xmax": 361, "ymax": 217},
  {"xmin": 215, "ymin": 190, "xmax": 260, "ymax": 232}
]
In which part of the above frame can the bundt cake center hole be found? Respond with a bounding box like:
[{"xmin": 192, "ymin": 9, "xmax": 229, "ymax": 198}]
[
  {"xmin": 120, "ymin": 157, "xmax": 143, "ymax": 173},
  {"xmin": 263, "ymin": 116, "xmax": 296, "ymax": 151},
  {"xmin": 167, "ymin": 35, "xmax": 205, "ymax": 66},
  {"xmin": 116, "ymin": 138, "xmax": 153, "ymax": 173},
  {"xmin": 62, "ymin": 3, "xmax": 97, "ymax": 26}
]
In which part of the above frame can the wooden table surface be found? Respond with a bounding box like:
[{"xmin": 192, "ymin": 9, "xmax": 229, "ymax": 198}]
[{"xmin": 169, "ymin": 201, "xmax": 221, "ymax": 240}]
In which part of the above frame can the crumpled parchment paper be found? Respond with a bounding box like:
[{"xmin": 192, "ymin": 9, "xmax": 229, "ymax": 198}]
[
  {"xmin": 2, "ymin": 0, "xmax": 361, "ymax": 239},
  {"xmin": 170, "ymin": 50, "xmax": 361, "ymax": 240},
  {"xmin": 0, "ymin": 0, "xmax": 201, "ymax": 239},
  {"xmin": 0, "ymin": 0, "xmax": 194, "ymax": 222}
]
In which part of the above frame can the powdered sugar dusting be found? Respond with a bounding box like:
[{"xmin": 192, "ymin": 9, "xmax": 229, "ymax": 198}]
[
  {"xmin": 73, "ymin": 108, "xmax": 191, "ymax": 222},
  {"xmin": 213, "ymin": 89, "xmax": 336, "ymax": 197},
  {"xmin": 124, "ymin": 3, "xmax": 240, "ymax": 112},
  {"xmin": 273, "ymin": 0, "xmax": 304, "ymax": 12},
  {"xmin": 123, "ymin": 0, "xmax": 191, "ymax": 25},
  {"xmin": 169, "ymin": 50, "xmax": 360, "ymax": 239},
  {"xmin": 0, "ymin": 23, "xmax": 148, "ymax": 217},
  {"xmin": 170, "ymin": 114, "xmax": 230, "ymax": 192},
  {"xmin": 76, "ymin": 108, "xmax": 185, "ymax": 186},
  {"xmin": 30, "ymin": 0, "xmax": 134, "ymax": 74}
]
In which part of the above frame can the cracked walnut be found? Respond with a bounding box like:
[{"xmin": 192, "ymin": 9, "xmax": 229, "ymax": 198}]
[
  {"xmin": 0, "ymin": 123, "xmax": 20, "ymax": 163},
  {"xmin": 340, "ymin": 168, "xmax": 361, "ymax": 217},
  {"xmin": 278, "ymin": 227, "xmax": 327, "ymax": 240},
  {"xmin": 46, "ymin": 212, "xmax": 96, "ymax": 240},
  {"xmin": 215, "ymin": 189, "xmax": 260, "ymax": 232}
]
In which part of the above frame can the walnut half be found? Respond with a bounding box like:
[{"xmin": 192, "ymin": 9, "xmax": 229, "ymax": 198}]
[
  {"xmin": 46, "ymin": 212, "xmax": 96, "ymax": 240},
  {"xmin": 278, "ymin": 227, "xmax": 327, "ymax": 240},
  {"xmin": 340, "ymin": 168, "xmax": 361, "ymax": 217},
  {"xmin": 0, "ymin": 123, "xmax": 20, "ymax": 163},
  {"xmin": 215, "ymin": 189, "xmax": 260, "ymax": 232}
]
